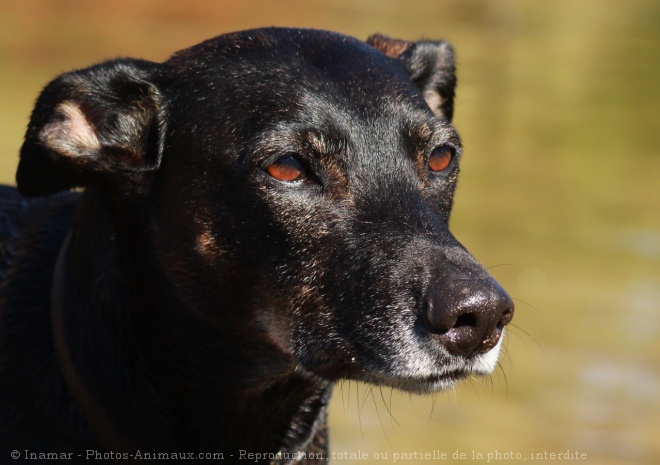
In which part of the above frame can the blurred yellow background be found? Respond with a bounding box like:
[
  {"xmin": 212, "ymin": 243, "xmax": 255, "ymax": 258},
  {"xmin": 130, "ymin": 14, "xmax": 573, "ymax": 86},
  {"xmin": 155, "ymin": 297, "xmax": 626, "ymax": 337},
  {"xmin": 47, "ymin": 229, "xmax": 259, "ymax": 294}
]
[{"xmin": 1, "ymin": 1, "xmax": 658, "ymax": 464}]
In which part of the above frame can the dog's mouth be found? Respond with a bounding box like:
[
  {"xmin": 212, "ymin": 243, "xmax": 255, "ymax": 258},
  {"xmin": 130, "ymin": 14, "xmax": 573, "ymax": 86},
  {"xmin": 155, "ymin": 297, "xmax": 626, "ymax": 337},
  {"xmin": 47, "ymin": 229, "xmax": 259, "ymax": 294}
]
[
  {"xmin": 302, "ymin": 330, "xmax": 505, "ymax": 394},
  {"xmin": 306, "ymin": 356, "xmax": 484, "ymax": 394},
  {"xmin": 308, "ymin": 360, "xmax": 472, "ymax": 394},
  {"xmin": 381, "ymin": 370, "xmax": 472, "ymax": 393}
]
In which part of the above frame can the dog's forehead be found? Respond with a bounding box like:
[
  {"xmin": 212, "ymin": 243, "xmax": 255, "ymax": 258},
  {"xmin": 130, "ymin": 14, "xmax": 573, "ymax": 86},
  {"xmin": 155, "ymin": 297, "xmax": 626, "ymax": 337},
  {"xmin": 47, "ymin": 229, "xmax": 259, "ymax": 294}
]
[
  {"xmin": 166, "ymin": 28, "xmax": 424, "ymax": 115},
  {"xmin": 162, "ymin": 28, "xmax": 438, "ymax": 168},
  {"xmin": 171, "ymin": 28, "xmax": 397, "ymax": 74}
]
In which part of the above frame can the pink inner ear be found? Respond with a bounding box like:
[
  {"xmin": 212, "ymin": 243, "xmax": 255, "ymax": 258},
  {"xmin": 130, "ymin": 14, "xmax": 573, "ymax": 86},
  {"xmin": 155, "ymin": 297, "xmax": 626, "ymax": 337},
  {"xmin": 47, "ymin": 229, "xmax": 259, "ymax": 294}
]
[
  {"xmin": 366, "ymin": 34, "xmax": 412, "ymax": 59},
  {"xmin": 423, "ymin": 89, "xmax": 445, "ymax": 117},
  {"xmin": 39, "ymin": 101, "xmax": 101, "ymax": 158}
]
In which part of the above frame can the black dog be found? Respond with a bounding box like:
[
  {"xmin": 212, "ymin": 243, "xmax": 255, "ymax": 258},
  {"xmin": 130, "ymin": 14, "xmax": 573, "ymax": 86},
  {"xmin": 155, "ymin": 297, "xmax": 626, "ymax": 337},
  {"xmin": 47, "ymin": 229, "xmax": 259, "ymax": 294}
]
[{"xmin": 0, "ymin": 28, "xmax": 513, "ymax": 463}]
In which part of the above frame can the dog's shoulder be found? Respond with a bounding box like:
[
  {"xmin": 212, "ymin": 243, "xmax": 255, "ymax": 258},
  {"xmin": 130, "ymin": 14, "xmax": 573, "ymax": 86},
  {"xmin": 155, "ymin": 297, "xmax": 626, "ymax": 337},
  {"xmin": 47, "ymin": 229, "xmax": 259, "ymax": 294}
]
[
  {"xmin": 0, "ymin": 185, "xmax": 84, "ymax": 450},
  {"xmin": 0, "ymin": 185, "xmax": 34, "ymax": 282},
  {"xmin": 0, "ymin": 185, "xmax": 79, "ymax": 283}
]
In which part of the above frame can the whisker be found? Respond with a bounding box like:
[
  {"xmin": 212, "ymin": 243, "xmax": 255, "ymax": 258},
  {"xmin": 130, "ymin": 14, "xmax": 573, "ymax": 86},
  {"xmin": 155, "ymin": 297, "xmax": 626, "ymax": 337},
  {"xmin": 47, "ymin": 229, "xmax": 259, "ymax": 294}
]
[
  {"xmin": 379, "ymin": 386, "xmax": 400, "ymax": 429},
  {"xmin": 508, "ymin": 324, "xmax": 544, "ymax": 355},
  {"xmin": 498, "ymin": 362, "xmax": 510, "ymax": 400},
  {"xmin": 339, "ymin": 380, "xmax": 347, "ymax": 413},
  {"xmin": 485, "ymin": 263, "xmax": 519, "ymax": 271},
  {"xmin": 370, "ymin": 386, "xmax": 392, "ymax": 446},
  {"xmin": 430, "ymin": 390, "xmax": 438, "ymax": 421},
  {"xmin": 361, "ymin": 384, "xmax": 374, "ymax": 412},
  {"xmin": 356, "ymin": 383, "xmax": 366, "ymax": 443},
  {"xmin": 511, "ymin": 296, "xmax": 540, "ymax": 313}
]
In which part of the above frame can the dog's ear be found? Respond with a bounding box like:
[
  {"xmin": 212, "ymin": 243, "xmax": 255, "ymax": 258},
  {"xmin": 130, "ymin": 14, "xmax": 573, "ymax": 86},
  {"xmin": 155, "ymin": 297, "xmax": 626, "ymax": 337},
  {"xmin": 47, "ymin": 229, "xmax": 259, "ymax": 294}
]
[
  {"xmin": 367, "ymin": 34, "xmax": 456, "ymax": 121},
  {"xmin": 16, "ymin": 59, "xmax": 164, "ymax": 197}
]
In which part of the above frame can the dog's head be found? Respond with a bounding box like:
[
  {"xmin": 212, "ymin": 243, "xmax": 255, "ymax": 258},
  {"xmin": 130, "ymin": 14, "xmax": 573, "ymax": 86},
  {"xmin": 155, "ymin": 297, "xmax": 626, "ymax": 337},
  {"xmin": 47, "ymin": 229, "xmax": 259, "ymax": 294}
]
[{"xmin": 17, "ymin": 28, "xmax": 513, "ymax": 393}]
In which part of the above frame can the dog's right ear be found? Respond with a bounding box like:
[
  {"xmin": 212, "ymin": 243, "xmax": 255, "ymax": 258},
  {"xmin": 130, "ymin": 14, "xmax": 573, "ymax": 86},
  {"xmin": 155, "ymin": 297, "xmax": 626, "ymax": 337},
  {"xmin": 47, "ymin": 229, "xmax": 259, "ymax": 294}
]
[
  {"xmin": 367, "ymin": 34, "xmax": 456, "ymax": 122},
  {"xmin": 16, "ymin": 59, "xmax": 164, "ymax": 197}
]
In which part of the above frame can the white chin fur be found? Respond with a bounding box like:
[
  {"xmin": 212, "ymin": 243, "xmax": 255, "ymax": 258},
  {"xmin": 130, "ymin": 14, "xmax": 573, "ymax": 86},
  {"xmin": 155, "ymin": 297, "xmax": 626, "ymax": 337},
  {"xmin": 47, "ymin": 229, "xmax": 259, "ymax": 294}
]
[
  {"xmin": 469, "ymin": 328, "xmax": 505, "ymax": 375},
  {"xmin": 365, "ymin": 328, "xmax": 506, "ymax": 394}
]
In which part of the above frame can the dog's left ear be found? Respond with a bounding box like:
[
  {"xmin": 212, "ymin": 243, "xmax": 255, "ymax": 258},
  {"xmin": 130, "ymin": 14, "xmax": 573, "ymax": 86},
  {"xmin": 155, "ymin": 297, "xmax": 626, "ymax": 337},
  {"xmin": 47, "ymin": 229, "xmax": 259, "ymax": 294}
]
[
  {"xmin": 16, "ymin": 58, "xmax": 164, "ymax": 197},
  {"xmin": 367, "ymin": 34, "xmax": 456, "ymax": 121}
]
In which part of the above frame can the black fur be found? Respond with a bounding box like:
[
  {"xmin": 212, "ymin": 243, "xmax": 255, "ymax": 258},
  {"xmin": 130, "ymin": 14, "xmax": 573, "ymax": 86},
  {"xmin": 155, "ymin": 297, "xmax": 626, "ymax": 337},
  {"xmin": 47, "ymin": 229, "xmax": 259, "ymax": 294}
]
[{"xmin": 0, "ymin": 28, "xmax": 513, "ymax": 464}]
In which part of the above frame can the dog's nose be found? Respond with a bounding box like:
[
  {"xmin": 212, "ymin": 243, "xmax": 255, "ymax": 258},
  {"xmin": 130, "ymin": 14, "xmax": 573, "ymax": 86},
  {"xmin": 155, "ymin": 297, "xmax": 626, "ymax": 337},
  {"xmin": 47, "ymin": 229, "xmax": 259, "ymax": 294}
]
[{"xmin": 423, "ymin": 278, "xmax": 514, "ymax": 357}]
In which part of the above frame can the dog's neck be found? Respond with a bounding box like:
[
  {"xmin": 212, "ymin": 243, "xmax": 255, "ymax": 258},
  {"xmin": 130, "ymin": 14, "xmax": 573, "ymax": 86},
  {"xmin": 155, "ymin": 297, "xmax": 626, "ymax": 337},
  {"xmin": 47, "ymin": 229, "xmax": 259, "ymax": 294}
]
[{"xmin": 53, "ymin": 189, "xmax": 331, "ymax": 461}]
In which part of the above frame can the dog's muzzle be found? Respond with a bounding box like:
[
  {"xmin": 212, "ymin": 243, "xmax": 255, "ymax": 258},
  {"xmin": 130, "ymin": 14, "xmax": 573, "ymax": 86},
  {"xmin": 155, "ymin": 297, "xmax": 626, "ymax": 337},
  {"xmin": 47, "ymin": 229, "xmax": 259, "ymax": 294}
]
[{"xmin": 421, "ymin": 276, "xmax": 514, "ymax": 358}]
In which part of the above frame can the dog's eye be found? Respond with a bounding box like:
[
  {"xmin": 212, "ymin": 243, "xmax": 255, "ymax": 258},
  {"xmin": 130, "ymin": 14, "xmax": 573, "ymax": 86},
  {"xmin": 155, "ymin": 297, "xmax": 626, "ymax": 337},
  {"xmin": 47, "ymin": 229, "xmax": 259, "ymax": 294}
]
[
  {"xmin": 428, "ymin": 147, "xmax": 453, "ymax": 173},
  {"xmin": 266, "ymin": 156, "xmax": 306, "ymax": 182}
]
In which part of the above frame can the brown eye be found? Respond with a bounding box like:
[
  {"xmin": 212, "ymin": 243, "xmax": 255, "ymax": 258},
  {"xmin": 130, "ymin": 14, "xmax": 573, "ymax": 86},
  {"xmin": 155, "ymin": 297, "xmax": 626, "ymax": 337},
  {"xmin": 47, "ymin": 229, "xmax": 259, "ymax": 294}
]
[
  {"xmin": 428, "ymin": 147, "xmax": 453, "ymax": 173},
  {"xmin": 266, "ymin": 156, "xmax": 305, "ymax": 182}
]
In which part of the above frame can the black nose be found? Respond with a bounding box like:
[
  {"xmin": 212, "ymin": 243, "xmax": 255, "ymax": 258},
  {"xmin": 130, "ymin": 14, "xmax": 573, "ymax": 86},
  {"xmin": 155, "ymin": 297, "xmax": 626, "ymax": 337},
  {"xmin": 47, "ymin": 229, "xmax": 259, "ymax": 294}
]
[{"xmin": 423, "ymin": 277, "xmax": 514, "ymax": 357}]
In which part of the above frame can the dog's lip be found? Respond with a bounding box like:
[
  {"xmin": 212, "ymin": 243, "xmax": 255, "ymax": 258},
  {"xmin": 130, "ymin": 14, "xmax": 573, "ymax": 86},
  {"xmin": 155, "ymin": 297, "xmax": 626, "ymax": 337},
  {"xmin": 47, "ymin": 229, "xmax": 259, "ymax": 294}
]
[
  {"xmin": 421, "ymin": 369, "xmax": 470, "ymax": 385},
  {"xmin": 378, "ymin": 369, "xmax": 470, "ymax": 393},
  {"xmin": 424, "ymin": 369, "xmax": 467, "ymax": 382},
  {"xmin": 307, "ymin": 358, "xmax": 471, "ymax": 392},
  {"xmin": 307, "ymin": 357, "xmax": 356, "ymax": 382}
]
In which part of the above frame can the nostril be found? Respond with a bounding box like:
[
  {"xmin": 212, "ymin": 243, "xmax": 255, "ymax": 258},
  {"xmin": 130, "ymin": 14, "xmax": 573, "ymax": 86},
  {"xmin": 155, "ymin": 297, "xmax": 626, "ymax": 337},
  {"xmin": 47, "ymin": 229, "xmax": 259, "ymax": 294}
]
[
  {"xmin": 498, "ymin": 308, "xmax": 514, "ymax": 330},
  {"xmin": 455, "ymin": 312, "xmax": 477, "ymax": 329}
]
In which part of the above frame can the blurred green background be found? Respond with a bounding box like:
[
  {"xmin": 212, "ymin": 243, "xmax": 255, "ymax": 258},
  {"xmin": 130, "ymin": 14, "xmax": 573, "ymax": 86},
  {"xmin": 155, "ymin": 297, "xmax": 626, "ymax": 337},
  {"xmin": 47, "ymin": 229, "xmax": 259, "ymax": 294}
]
[{"xmin": 1, "ymin": 1, "xmax": 658, "ymax": 464}]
